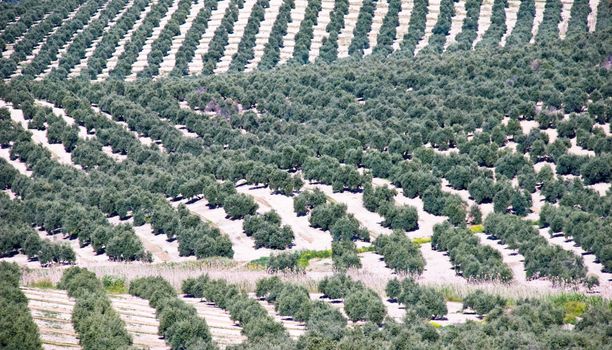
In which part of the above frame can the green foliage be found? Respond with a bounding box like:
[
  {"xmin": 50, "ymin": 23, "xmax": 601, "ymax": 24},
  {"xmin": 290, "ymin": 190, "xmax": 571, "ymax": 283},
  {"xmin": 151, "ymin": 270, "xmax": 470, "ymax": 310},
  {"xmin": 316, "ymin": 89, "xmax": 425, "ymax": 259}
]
[
  {"xmin": 374, "ymin": 230, "xmax": 425, "ymax": 275},
  {"xmin": 462, "ymin": 290, "xmax": 506, "ymax": 315},
  {"xmin": 0, "ymin": 262, "xmax": 42, "ymax": 350},
  {"xmin": 390, "ymin": 278, "xmax": 447, "ymax": 320}
]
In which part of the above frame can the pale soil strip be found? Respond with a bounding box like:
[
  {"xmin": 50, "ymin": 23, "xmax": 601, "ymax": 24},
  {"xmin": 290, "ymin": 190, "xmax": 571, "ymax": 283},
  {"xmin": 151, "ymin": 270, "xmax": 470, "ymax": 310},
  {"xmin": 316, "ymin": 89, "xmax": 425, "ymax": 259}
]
[
  {"xmin": 34, "ymin": 100, "xmax": 91, "ymax": 140},
  {"xmin": 363, "ymin": 0, "xmax": 390, "ymax": 55},
  {"xmin": 336, "ymin": 0, "xmax": 366, "ymax": 58},
  {"xmin": 472, "ymin": 0, "xmax": 493, "ymax": 47},
  {"xmin": 126, "ymin": 0, "xmax": 182, "ymax": 81},
  {"xmin": 244, "ymin": 0, "xmax": 284, "ymax": 71},
  {"xmin": 38, "ymin": 0, "xmax": 114, "ymax": 80},
  {"xmin": 22, "ymin": 288, "xmax": 82, "ymax": 350},
  {"xmin": 98, "ymin": 0, "xmax": 158, "ymax": 80},
  {"xmin": 499, "ymin": 0, "xmax": 521, "ymax": 46},
  {"xmin": 568, "ymin": 137, "xmax": 595, "ymax": 156},
  {"xmin": 391, "ymin": 0, "xmax": 414, "ymax": 51},
  {"xmin": 0, "ymin": 100, "xmax": 80, "ymax": 169},
  {"xmin": 277, "ymin": 0, "xmax": 308, "ymax": 64},
  {"xmin": 538, "ymin": 228, "xmax": 612, "ymax": 296},
  {"xmin": 558, "ymin": 0, "xmax": 574, "ymax": 39},
  {"xmin": 530, "ymin": 0, "xmax": 546, "ymax": 43},
  {"xmin": 371, "ymin": 177, "xmax": 448, "ymax": 239},
  {"xmin": 0, "ymin": 16, "xmax": 21, "ymax": 39},
  {"xmin": 444, "ymin": 0, "xmax": 467, "ymax": 49},
  {"xmin": 187, "ymin": 0, "xmax": 233, "ymax": 75},
  {"xmin": 2, "ymin": 13, "xmax": 52, "ymax": 59},
  {"xmin": 215, "ymin": 0, "xmax": 260, "ymax": 73},
  {"xmin": 171, "ymin": 197, "xmax": 272, "ymax": 261},
  {"xmin": 181, "ymin": 296, "xmax": 246, "ymax": 348},
  {"xmin": 91, "ymin": 104, "xmax": 163, "ymax": 150},
  {"xmin": 0, "ymin": 146, "xmax": 32, "ymax": 176},
  {"xmin": 420, "ymin": 243, "xmax": 467, "ymax": 285},
  {"xmin": 35, "ymin": 228, "xmax": 111, "ymax": 266},
  {"xmin": 235, "ymin": 184, "xmax": 333, "ymax": 251},
  {"xmin": 307, "ymin": 0, "xmax": 336, "ymax": 62},
  {"xmin": 587, "ymin": 0, "xmax": 599, "ymax": 31},
  {"xmin": 108, "ymin": 294, "xmax": 169, "ymax": 350},
  {"xmin": 248, "ymin": 293, "xmax": 306, "ymax": 338},
  {"xmin": 157, "ymin": 0, "xmax": 208, "ymax": 77},
  {"xmin": 303, "ymin": 182, "xmax": 393, "ymax": 239},
  {"xmin": 69, "ymin": 0, "xmax": 137, "ymax": 78},
  {"xmin": 10, "ymin": 7, "xmax": 82, "ymax": 78},
  {"xmin": 475, "ymin": 233, "xmax": 529, "ymax": 283},
  {"xmin": 414, "ymin": 0, "xmax": 442, "ymax": 54},
  {"xmin": 440, "ymin": 178, "xmax": 494, "ymax": 219}
]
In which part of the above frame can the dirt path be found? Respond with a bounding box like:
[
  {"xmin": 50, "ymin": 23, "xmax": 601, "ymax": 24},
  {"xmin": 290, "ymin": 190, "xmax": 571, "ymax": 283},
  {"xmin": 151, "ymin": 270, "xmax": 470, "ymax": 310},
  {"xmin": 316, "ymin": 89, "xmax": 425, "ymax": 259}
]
[
  {"xmin": 278, "ymin": 0, "xmax": 309, "ymax": 63},
  {"xmin": 22, "ymin": 287, "xmax": 82, "ymax": 350},
  {"xmin": 245, "ymin": 0, "xmax": 285, "ymax": 71},
  {"xmin": 538, "ymin": 228, "xmax": 612, "ymax": 297},
  {"xmin": 247, "ymin": 293, "xmax": 306, "ymax": 338},
  {"xmin": 108, "ymin": 293, "xmax": 169, "ymax": 350},
  {"xmin": 187, "ymin": 0, "xmax": 233, "ymax": 74},
  {"xmin": 392, "ymin": 0, "xmax": 415, "ymax": 51},
  {"xmin": 236, "ymin": 185, "xmax": 333, "ymax": 251},
  {"xmin": 337, "ymin": 0, "xmax": 366, "ymax": 58},
  {"xmin": 98, "ymin": 0, "xmax": 159, "ymax": 80},
  {"xmin": 181, "ymin": 296, "xmax": 246, "ymax": 348},
  {"xmin": 307, "ymin": 0, "xmax": 336, "ymax": 62},
  {"xmin": 363, "ymin": 0, "xmax": 389, "ymax": 55}
]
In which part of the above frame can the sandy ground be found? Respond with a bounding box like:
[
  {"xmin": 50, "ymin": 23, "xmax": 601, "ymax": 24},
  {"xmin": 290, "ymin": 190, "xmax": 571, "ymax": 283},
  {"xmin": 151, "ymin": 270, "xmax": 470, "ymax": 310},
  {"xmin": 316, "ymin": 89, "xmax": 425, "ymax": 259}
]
[
  {"xmin": 499, "ymin": 0, "xmax": 521, "ymax": 47},
  {"xmin": 181, "ymin": 296, "xmax": 246, "ymax": 347},
  {"xmin": 2, "ymin": 13, "xmax": 50, "ymax": 59},
  {"xmin": 415, "ymin": 0, "xmax": 442, "ymax": 55},
  {"xmin": 371, "ymin": 177, "xmax": 448, "ymax": 239},
  {"xmin": 247, "ymin": 293, "xmax": 307, "ymax": 338},
  {"xmin": 187, "ymin": 0, "xmax": 232, "ymax": 74},
  {"xmin": 91, "ymin": 105, "xmax": 162, "ymax": 150},
  {"xmin": 10, "ymin": 8, "xmax": 82, "ymax": 79},
  {"xmin": 391, "ymin": 0, "xmax": 415, "ymax": 51},
  {"xmin": 538, "ymin": 228, "xmax": 612, "ymax": 297},
  {"xmin": 109, "ymin": 294, "xmax": 169, "ymax": 350},
  {"xmin": 472, "ymin": 0, "xmax": 494, "ymax": 47},
  {"xmin": 157, "ymin": 0, "xmax": 208, "ymax": 77},
  {"xmin": 98, "ymin": 0, "xmax": 157, "ymax": 80},
  {"xmin": 419, "ymin": 242, "xmax": 467, "ymax": 285},
  {"xmin": 171, "ymin": 196, "xmax": 272, "ymax": 261},
  {"xmin": 214, "ymin": 0, "xmax": 259, "ymax": 73},
  {"xmin": 558, "ymin": 0, "xmax": 574, "ymax": 39},
  {"xmin": 307, "ymin": 0, "xmax": 336, "ymax": 63},
  {"xmin": 0, "ymin": 146, "xmax": 32, "ymax": 176},
  {"xmin": 127, "ymin": 0, "xmax": 182, "ymax": 81},
  {"xmin": 38, "ymin": 1, "xmax": 111, "ymax": 80},
  {"xmin": 530, "ymin": 0, "xmax": 547, "ymax": 43},
  {"xmin": 444, "ymin": 0, "xmax": 467, "ymax": 50},
  {"xmin": 277, "ymin": 0, "xmax": 308, "ymax": 64},
  {"xmin": 1, "ymin": 100, "xmax": 81, "ymax": 169},
  {"xmin": 235, "ymin": 184, "xmax": 333, "ymax": 251},
  {"xmin": 21, "ymin": 287, "xmax": 82, "ymax": 349},
  {"xmin": 587, "ymin": 0, "xmax": 600, "ymax": 32},
  {"xmin": 69, "ymin": 0, "xmax": 137, "ymax": 78},
  {"xmin": 363, "ymin": 0, "xmax": 389, "ymax": 56},
  {"xmin": 568, "ymin": 137, "xmax": 595, "ymax": 156},
  {"xmin": 586, "ymin": 183, "xmax": 610, "ymax": 196},
  {"xmin": 244, "ymin": 0, "xmax": 284, "ymax": 71},
  {"xmin": 336, "ymin": 0, "xmax": 365, "ymax": 58},
  {"xmin": 303, "ymin": 182, "xmax": 394, "ymax": 239}
]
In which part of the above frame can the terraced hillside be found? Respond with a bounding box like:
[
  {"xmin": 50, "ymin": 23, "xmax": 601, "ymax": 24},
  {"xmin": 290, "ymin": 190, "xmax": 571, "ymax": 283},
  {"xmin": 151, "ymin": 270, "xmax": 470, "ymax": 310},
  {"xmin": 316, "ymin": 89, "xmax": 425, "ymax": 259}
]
[
  {"xmin": 1, "ymin": 0, "xmax": 608, "ymax": 79},
  {"xmin": 0, "ymin": 0, "xmax": 610, "ymax": 349}
]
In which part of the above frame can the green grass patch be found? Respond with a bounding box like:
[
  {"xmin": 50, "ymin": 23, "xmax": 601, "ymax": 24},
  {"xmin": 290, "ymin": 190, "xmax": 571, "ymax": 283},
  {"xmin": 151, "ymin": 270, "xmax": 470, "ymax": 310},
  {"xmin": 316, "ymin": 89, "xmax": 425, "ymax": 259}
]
[
  {"xmin": 435, "ymin": 285, "xmax": 463, "ymax": 302},
  {"xmin": 469, "ymin": 224, "xmax": 484, "ymax": 233},
  {"xmin": 429, "ymin": 321, "xmax": 442, "ymax": 328},
  {"xmin": 547, "ymin": 293, "xmax": 607, "ymax": 324},
  {"xmin": 297, "ymin": 249, "xmax": 332, "ymax": 268},
  {"xmin": 29, "ymin": 279, "xmax": 55, "ymax": 289},
  {"xmin": 412, "ymin": 237, "xmax": 432, "ymax": 245},
  {"xmin": 247, "ymin": 256, "xmax": 270, "ymax": 269},
  {"xmin": 102, "ymin": 275, "xmax": 127, "ymax": 294},
  {"xmin": 356, "ymin": 246, "xmax": 376, "ymax": 253}
]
